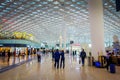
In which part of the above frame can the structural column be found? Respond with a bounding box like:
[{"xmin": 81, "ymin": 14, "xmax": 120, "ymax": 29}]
[
  {"xmin": 63, "ymin": 27, "xmax": 67, "ymax": 52},
  {"xmin": 59, "ymin": 35, "xmax": 62, "ymax": 49},
  {"xmin": 88, "ymin": 0, "xmax": 105, "ymax": 60}
]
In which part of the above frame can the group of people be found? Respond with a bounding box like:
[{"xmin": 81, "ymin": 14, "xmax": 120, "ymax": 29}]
[
  {"xmin": 37, "ymin": 48, "xmax": 87, "ymax": 68},
  {"xmin": 36, "ymin": 49, "xmax": 65, "ymax": 69},
  {"xmin": 53, "ymin": 48, "xmax": 87, "ymax": 68},
  {"xmin": 0, "ymin": 50, "xmax": 11, "ymax": 62},
  {"xmin": 52, "ymin": 49, "xmax": 65, "ymax": 69}
]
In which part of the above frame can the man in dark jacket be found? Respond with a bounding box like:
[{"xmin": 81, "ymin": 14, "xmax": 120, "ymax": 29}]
[
  {"xmin": 106, "ymin": 53, "xmax": 114, "ymax": 71},
  {"xmin": 54, "ymin": 49, "xmax": 60, "ymax": 69},
  {"xmin": 80, "ymin": 49, "xmax": 86, "ymax": 66},
  {"xmin": 60, "ymin": 50, "xmax": 65, "ymax": 69}
]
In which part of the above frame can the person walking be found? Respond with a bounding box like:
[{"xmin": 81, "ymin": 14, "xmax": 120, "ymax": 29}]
[
  {"xmin": 106, "ymin": 50, "xmax": 110, "ymax": 71},
  {"xmin": 54, "ymin": 49, "xmax": 60, "ymax": 69},
  {"xmin": 52, "ymin": 49, "xmax": 55, "ymax": 61},
  {"xmin": 7, "ymin": 50, "xmax": 11, "ymax": 62},
  {"xmin": 60, "ymin": 50, "xmax": 65, "ymax": 69},
  {"xmin": 37, "ymin": 49, "xmax": 42, "ymax": 62},
  {"xmin": 80, "ymin": 49, "xmax": 86, "ymax": 66},
  {"xmin": 106, "ymin": 52, "xmax": 114, "ymax": 71}
]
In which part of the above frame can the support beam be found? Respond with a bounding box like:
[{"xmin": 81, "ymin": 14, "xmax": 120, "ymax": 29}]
[{"xmin": 88, "ymin": 0, "xmax": 105, "ymax": 60}]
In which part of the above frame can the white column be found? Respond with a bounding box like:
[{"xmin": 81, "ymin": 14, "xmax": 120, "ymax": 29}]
[
  {"xmin": 59, "ymin": 35, "xmax": 62, "ymax": 49},
  {"xmin": 63, "ymin": 27, "xmax": 67, "ymax": 52},
  {"xmin": 88, "ymin": 0, "xmax": 105, "ymax": 60}
]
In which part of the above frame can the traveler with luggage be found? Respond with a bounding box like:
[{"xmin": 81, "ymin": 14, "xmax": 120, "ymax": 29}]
[
  {"xmin": 37, "ymin": 49, "xmax": 42, "ymax": 62},
  {"xmin": 109, "ymin": 53, "xmax": 116, "ymax": 73},
  {"xmin": 106, "ymin": 53, "xmax": 116, "ymax": 73},
  {"xmin": 80, "ymin": 49, "xmax": 86, "ymax": 66}
]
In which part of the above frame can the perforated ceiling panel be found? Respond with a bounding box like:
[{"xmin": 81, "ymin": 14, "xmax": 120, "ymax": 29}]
[{"xmin": 0, "ymin": 0, "xmax": 120, "ymax": 46}]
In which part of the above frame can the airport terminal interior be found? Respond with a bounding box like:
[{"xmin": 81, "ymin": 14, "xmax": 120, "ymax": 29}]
[{"xmin": 0, "ymin": 0, "xmax": 120, "ymax": 80}]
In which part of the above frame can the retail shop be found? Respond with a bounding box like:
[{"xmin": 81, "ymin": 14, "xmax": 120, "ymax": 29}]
[{"xmin": 0, "ymin": 39, "xmax": 40, "ymax": 57}]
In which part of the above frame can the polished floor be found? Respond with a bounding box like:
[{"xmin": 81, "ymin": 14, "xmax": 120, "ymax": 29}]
[
  {"xmin": 0, "ymin": 54, "xmax": 120, "ymax": 80},
  {"xmin": 0, "ymin": 55, "xmax": 34, "ymax": 69}
]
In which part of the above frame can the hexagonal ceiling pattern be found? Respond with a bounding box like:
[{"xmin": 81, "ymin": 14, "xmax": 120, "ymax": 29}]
[{"xmin": 0, "ymin": 0, "xmax": 120, "ymax": 46}]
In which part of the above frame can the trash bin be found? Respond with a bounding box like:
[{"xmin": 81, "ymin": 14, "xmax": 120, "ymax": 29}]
[
  {"xmin": 88, "ymin": 56, "xmax": 94, "ymax": 66},
  {"xmin": 98, "ymin": 56, "xmax": 106, "ymax": 68}
]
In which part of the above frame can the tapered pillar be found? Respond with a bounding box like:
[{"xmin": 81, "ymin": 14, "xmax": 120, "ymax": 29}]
[
  {"xmin": 63, "ymin": 27, "xmax": 67, "ymax": 52},
  {"xmin": 88, "ymin": 0, "xmax": 105, "ymax": 60},
  {"xmin": 59, "ymin": 35, "xmax": 62, "ymax": 49}
]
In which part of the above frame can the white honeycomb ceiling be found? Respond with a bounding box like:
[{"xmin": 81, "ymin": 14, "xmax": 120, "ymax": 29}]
[{"xmin": 0, "ymin": 0, "xmax": 120, "ymax": 46}]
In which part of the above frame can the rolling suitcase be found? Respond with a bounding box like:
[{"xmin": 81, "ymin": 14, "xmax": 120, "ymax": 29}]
[{"xmin": 110, "ymin": 64, "xmax": 116, "ymax": 73}]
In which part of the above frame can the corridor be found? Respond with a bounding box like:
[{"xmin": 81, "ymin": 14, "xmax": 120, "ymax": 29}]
[{"xmin": 0, "ymin": 54, "xmax": 120, "ymax": 80}]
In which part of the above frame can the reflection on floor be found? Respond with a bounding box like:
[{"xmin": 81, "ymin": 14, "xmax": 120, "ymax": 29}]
[
  {"xmin": 0, "ymin": 55, "xmax": 35, "ymax": 69},
  {"xmin": 0, "ymin": 54, "xmax": 120, "ymax": 80}
]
